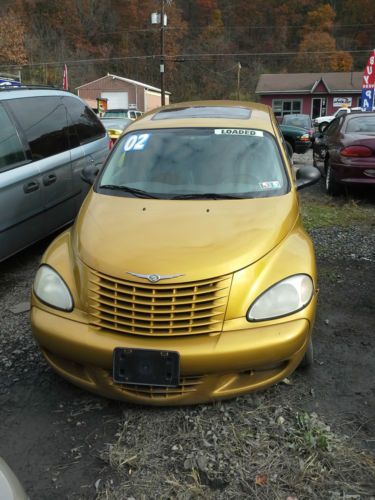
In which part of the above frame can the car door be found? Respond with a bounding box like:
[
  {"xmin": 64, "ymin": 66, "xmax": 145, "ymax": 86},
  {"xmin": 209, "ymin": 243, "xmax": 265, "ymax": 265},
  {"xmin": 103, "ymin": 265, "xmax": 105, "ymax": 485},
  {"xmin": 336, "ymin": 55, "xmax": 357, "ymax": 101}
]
[
  {"xmin": 325, "ymin": 117, "xmax": 345, "ymax": 164},
  {"xmin": 6, "ymin": 96, "xmax": 76, "ymax": 235},
  {"xmin": 0, "ymin": 102, "xmax": 45, "ymax": 261}
]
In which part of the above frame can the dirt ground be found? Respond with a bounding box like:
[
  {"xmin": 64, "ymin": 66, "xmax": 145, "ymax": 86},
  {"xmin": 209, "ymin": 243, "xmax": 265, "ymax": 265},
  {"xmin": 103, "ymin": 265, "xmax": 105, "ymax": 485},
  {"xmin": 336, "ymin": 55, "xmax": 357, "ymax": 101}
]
[{"xmin": 0, "ymin": 155, "xmax": 374, "ymax": 499}]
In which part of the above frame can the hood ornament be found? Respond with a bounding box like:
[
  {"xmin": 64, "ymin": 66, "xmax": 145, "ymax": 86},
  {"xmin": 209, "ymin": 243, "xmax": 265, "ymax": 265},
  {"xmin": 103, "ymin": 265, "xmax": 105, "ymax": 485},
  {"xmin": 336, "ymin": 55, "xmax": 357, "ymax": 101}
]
[{"xmin": 127, "ymin": 272, "xmax": 184, "ymax": 283}]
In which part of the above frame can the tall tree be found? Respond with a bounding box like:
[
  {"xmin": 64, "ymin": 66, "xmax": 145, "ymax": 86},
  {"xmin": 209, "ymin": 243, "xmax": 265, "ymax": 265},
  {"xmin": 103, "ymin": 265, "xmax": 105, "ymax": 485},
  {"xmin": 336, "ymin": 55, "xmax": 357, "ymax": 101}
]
[{"xmin": 0, "ymin": 10, "xmax": 27, "ymax": 65}]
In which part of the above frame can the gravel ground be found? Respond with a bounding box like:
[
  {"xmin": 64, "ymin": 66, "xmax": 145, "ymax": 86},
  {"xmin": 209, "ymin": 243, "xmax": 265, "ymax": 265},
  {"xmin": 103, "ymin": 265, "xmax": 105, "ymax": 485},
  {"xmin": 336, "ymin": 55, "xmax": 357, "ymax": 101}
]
[{"xmin": 0, "ymin": 150, "xmax": 374, "ymax": 498}]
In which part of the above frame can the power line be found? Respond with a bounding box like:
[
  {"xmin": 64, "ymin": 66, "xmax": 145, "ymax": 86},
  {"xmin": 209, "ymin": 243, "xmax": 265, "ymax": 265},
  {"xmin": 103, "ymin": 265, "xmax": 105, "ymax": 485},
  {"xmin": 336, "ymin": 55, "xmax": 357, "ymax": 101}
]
[
  {"xmin": 1, "ymin": 49, "xmax": 372, "ymax": 70},
  {"xmin": 94, "ymin": 22, "xmax": 375, "ymax": 35}
]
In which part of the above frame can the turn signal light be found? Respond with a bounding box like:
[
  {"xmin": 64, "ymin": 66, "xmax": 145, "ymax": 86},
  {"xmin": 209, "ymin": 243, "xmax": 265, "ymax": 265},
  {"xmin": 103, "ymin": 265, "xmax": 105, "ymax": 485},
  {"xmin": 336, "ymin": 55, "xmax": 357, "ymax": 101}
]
[{"xmin": 340, "ymin": 145, "xmax": 372, "ymax": 157}]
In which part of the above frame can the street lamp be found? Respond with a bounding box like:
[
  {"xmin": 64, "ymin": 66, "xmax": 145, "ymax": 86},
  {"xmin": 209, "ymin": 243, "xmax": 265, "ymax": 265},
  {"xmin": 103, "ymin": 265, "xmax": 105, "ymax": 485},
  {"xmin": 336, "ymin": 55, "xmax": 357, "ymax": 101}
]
[{"xmin": 151, "ymin": 0, "xmax": 167, "ymax": 106}]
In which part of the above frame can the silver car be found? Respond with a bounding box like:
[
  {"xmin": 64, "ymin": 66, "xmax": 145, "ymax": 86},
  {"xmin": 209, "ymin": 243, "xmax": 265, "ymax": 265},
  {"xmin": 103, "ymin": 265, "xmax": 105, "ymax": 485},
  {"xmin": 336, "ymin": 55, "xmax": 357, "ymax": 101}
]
[{"xmin": 0, "ymin": 87, "xmax": 110, "ymax": 261}]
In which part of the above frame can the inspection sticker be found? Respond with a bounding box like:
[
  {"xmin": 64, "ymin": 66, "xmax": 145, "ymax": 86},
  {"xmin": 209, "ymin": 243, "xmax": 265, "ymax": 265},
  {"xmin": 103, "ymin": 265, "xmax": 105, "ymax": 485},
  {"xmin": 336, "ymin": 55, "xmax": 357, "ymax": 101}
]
[
  {"xmin": 214, "ymin": 129, "xmax": 264, "ymax": 137},
  {"xmin": 123, "ymin": 133, "xmax": 150, "ymax": 152},
  {"xmin": 259, "ymin": 181, "xmax": 281, "ymax": 190}
]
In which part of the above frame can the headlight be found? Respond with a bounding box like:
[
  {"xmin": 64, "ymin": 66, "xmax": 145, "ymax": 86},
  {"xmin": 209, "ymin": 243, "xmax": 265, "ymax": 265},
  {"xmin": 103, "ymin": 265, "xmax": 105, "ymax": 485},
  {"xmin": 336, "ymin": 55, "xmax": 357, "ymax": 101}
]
[
  {"xmin": 247, "ymin": 274, "xmax": 314, "ymax": 321},
  {"xmin": 33, "ymin": 265, "xmax": 73, "ymax": 311}
]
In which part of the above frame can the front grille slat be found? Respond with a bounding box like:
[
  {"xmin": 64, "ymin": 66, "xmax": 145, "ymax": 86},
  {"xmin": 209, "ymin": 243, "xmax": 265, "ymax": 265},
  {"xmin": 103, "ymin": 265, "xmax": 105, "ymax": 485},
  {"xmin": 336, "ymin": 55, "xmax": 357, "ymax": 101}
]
[{"xmin": 88, "ymin": 270, "xmax": 232, "ymax": 337}]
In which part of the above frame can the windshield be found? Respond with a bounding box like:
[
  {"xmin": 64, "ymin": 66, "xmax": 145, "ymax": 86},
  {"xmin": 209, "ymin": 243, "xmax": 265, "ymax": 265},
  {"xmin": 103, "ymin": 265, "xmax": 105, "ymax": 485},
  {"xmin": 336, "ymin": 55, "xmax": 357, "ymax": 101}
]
[
  {"xmin": 101, "ymin": 118, "xmax": 132, "ymax": 130},
  {"xmin": 103, "ymin": 110, "xmax": 129, "ymax": 118},
  {"xmin": 98, "ymin": 128, "xmax": 289, "ymax": 199},
  {"xmin": 282, "ymin": 115, "xmax": 310, "ymax": 128}
]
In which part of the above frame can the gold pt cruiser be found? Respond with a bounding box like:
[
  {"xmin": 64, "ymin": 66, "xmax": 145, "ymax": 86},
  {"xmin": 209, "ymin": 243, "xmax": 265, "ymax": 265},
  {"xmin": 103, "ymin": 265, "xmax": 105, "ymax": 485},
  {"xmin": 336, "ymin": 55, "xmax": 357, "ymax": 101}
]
[{"xmin": 31, "ymin": 101, "xmax": 320, "ymax": 405}]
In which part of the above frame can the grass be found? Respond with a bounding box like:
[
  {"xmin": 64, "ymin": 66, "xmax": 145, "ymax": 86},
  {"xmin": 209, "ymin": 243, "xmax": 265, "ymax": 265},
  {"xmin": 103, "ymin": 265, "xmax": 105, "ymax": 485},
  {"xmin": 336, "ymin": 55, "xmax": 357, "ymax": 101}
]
[
  {"xmin": 96, "ymin": 386, "xmax": 375, "ymax": 500},
  {"xmin": 300, "ymin": 197, "xmax": 374, "ymax": 232}
]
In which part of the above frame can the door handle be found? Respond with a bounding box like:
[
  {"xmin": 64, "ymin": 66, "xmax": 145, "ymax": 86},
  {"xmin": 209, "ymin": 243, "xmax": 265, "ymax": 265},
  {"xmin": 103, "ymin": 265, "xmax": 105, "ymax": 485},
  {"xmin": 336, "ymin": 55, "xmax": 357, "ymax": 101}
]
[
  {"xmin": 43, "ymin": 174, "xmax": 57, "ymax": 186},
  {"xmin": 23, "ymin": 180, "xmax": 40, "ymax": 193}
]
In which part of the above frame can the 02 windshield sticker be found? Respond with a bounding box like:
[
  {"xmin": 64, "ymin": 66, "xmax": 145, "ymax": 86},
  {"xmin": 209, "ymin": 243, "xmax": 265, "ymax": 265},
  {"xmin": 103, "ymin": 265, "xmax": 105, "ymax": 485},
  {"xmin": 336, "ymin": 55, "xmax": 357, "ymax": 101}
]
[
  {"xmin": 124, "ymin": 133, "xmax": 150, "ymax": 152},
  {"xmin": 259, "ymin": 181, "xmax": 281, "ymax": 190},
  {"xmin": 214, "ymin": 129, "xmax": 264, "ymax": 137}
]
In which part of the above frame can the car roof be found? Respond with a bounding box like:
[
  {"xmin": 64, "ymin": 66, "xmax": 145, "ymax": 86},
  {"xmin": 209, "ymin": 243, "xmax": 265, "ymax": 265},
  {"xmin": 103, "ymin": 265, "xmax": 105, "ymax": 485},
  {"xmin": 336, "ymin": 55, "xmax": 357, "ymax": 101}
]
[
  {"xmin": 0, "ymin": 88, "xmax": 81, "ymax": 101},
  {"xmin": 125, "ymin": 101, "xmax": 274, "ymax": 133}
]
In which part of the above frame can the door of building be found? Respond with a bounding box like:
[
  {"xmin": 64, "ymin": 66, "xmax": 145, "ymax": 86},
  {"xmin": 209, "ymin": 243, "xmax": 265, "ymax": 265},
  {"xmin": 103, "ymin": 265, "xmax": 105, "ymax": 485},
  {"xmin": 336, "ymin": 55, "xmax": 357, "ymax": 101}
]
[{"xmin": 312, "ymin": 97, "xmax": 327, "ymax": 118}]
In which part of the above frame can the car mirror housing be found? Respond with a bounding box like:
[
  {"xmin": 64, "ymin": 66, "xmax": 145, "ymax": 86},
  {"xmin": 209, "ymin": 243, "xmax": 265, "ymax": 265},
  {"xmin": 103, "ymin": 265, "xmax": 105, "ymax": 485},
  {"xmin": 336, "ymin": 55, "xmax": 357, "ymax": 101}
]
[
  {"xmin": 319, "ymin": 123, "xmax": 328, "ymax": 133},
  {"xmin": 81, "ymin": 164, "xmax": 100, "ymax": 185},
  {"xmin": 296, "ymin": 166, "xmax": 321, "ymax": 190}
]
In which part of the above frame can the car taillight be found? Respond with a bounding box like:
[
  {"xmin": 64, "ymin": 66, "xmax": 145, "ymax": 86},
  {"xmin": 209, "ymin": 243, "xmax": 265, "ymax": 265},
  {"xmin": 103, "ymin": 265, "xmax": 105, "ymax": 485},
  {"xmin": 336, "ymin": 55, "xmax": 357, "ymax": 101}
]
[{"xmin": 340, "ymin": 145, "xmax": 373, "ymax": 157}]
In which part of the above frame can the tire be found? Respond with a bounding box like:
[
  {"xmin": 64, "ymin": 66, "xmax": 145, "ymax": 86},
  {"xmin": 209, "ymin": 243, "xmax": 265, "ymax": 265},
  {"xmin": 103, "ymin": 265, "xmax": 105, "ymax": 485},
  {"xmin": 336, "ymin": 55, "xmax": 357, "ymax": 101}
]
[
  {"xmin": 286, "ymin": 141, "xmax": 294, "ymax": 158},
  {"xmin": 325, "ymin": 162, "xmax": 341, "ymax": 196},
  {"xmin": 313, "ymin": 151, "xmax": 319, "ymax": 168},
  {"xmin": 299, "ymin": 339, "xmax": 314, "ymax": 369}
]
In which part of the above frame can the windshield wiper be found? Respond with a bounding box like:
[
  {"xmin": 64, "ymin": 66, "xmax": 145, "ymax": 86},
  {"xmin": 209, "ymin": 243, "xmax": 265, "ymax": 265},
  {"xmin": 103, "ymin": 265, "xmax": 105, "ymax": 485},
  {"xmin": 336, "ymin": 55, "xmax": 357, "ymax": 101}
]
[
  {"xmin": 172, "ymin": 193, "xmax": 244, "ymax": 200},
  {"xmin": 99, "ymin": 184, "xmax": 160, "ymax": 199}
]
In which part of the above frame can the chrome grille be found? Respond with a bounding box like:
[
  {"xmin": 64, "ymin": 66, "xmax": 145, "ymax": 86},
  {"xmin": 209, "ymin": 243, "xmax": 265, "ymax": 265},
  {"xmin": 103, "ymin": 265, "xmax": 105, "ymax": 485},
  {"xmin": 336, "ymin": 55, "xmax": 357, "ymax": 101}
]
[{"xmin": 88, "ymin": 270, "xmax": 232, "ymax": 336}]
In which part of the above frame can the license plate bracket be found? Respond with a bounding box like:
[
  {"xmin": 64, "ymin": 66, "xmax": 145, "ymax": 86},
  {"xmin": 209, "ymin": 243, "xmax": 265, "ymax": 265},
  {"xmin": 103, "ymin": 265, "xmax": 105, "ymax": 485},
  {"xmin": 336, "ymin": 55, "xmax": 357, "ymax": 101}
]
[{"xmin": 113, "ymin": 347, "xmax": 180, "ymax": 387}]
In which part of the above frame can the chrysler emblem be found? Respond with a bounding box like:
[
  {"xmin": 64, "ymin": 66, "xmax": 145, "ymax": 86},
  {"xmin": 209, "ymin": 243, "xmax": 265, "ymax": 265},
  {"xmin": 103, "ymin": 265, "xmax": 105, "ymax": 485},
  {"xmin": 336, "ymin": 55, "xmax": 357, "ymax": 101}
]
[{"xmin": 127, "ymin": 272, "xmax": 184, "ymax": 283}]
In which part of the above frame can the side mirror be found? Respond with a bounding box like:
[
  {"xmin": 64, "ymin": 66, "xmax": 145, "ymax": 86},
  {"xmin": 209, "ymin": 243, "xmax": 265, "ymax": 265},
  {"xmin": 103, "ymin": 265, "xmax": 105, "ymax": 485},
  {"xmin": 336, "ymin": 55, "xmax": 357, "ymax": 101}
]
[
  {"xmin": 296, "ymin": 166, "xmax": 321, "ymax": 190},
  {"xmin": 319, "ymin": 123, "xmax": 328, "ymax": 133},
  {"xmin": 81, "ymin": 164, "xmax": 99, "ymax": 185}
]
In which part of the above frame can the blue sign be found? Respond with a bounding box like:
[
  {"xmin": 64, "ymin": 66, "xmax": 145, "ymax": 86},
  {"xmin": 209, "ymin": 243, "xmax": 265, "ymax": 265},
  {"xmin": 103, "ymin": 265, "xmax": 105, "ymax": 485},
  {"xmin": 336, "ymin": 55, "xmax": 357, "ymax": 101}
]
[
  {"xmin": 361, "ymin": 87, "xmax": 375, "ymax": 111},
  {"xmin": 0, "ymin": 78, "xmax": 21, "ymax": 87}
]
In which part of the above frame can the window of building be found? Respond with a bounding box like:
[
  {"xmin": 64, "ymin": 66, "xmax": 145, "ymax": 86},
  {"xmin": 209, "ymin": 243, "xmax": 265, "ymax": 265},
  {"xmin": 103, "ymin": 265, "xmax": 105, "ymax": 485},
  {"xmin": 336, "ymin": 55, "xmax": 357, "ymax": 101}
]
[{"xmin": 272, "ymin": 99, "xmax": 302, "ymax": 117}]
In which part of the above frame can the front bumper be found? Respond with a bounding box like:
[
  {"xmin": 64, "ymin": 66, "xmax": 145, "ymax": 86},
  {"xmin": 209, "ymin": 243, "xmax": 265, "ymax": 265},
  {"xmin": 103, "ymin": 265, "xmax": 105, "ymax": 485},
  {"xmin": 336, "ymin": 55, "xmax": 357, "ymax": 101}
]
[
  {"xmin": 294, "ymin": 141, "xmax": 312, "ymax": 154},
  {"xmin": 31, "ymin": 306, "xmax": 312, "ymax": 405}
]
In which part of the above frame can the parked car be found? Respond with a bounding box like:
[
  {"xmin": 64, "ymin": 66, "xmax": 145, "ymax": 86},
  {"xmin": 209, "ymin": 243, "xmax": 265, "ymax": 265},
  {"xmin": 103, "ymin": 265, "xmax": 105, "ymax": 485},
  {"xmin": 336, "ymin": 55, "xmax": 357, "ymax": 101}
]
[
  {"xmin": 0, "ymin": 86, "xmax": 110, "ymax": 262},
  {"xmin": 313, "ymin": 111, "xmax": 375, "ymax": 195},
  {"xmin": 281, "ymin": 114, "xmax": 315, "ymax": 142},
  {"xmin": 103, "ymin": 108, "xmax": 142, "ymax": 120},
  {"xmin": 314, "ymin": 106, "xmax": 363, "ymax": 129},
  {"xmin": 31, "ymin": 101, "xmax": 320, "ymax": 406},
  {"xmin": 279, "ymin": 123, "xmax": 312, "ymax": 156},
  {"xmin": 101, "ymin": 117, "xmax": 133, "ymax": 146}
]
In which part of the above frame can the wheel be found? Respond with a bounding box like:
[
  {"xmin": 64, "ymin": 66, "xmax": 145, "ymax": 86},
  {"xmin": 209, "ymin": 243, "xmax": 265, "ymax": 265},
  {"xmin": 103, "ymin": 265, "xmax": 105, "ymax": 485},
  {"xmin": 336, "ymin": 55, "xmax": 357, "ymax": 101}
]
[
  {"xmin": 325, "ymin": 162, "xmax": 341, "ymax": 195},
  {"xmin": 313, "ymin": 150, "xmax": 319, "ymax": 168},
  {"xmin": 299, "ymin": 339, "xmax": 314, "ymax": 369},
  {"xmin": 286, "ymin": 141, "xmax": 294, "ymax": 158}
]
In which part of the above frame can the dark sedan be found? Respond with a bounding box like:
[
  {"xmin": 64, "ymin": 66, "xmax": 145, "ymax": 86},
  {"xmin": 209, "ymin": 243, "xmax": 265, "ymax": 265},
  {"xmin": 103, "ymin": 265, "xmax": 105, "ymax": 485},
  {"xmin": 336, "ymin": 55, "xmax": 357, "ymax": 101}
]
[
  {"xmin": 281, "ymin": 114, "xmax": 315, "ymax": 142},
  {"xmin": 313, "ymin": 112, "xmax": 375, "ymax": 195},
  {"xmin": 279, "ymin": 124, "xmax": 312, "ymax": 156}
]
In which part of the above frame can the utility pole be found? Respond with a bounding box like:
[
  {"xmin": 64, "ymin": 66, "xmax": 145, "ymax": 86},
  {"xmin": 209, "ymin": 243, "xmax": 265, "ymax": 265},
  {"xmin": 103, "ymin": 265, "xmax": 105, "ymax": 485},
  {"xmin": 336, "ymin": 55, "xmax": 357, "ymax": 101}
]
[
  {"xmin": 151, "ymin": 0, "xmax": 167, "ymax": 106},
  {"xmin": 237, "ymin": 62, "xmax": 241, "ymax": 100},
  {"xmin": 160, "ymin": 0, "xmax": 165, "ymax": 105}
]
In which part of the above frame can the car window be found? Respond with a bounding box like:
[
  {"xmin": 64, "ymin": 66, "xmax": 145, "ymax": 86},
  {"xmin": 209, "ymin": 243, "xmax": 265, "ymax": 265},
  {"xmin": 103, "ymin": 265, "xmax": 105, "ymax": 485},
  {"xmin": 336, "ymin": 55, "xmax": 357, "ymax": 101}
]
[
  {"xmin": 335, "ymin": 109, "xmax": 348, "ymax": 118},
  {"xmin": 346, "ymin": 116, "xmax": 375, "ymax": 133},
  {"xmin": 64, "ymin": 96, "xmax": 106, "ymax": 145},
  {"xmin": 0, "ymin": 103, "xmax": 27, "ymax": 170},
  {"xmin": 324, "ymin": 118, "xmax": 341, "ymax": 136},
  {"xmin": 6, "ymin": 96, "xmax": 70, "ymax": 160},
  {"xmin": 99, "ymin": 128, "xmax": 289, "ymax": 199}
]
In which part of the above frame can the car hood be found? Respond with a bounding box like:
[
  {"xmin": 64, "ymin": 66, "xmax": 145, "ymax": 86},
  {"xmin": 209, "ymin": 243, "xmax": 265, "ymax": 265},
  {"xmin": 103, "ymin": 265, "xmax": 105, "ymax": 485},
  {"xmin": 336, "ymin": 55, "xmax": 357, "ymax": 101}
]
[{"xmin": 73, "ymin": 190, "xmax": 298, "ymax": 281}]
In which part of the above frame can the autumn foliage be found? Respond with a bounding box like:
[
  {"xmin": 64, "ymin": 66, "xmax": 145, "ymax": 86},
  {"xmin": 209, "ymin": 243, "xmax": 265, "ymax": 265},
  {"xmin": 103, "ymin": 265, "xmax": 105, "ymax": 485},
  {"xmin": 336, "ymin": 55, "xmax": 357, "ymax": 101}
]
[{"xmin": 0, "ymin": 0, "xmax": 371, "ymax": 100}]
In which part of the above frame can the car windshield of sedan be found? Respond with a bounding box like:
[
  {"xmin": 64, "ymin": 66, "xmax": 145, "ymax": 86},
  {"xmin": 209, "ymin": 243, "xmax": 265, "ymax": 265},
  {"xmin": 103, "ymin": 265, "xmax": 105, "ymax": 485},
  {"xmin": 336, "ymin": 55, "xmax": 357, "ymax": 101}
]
[{"xmin": 98, "ymin": 128, "xmax": 289, "ymax": 199}]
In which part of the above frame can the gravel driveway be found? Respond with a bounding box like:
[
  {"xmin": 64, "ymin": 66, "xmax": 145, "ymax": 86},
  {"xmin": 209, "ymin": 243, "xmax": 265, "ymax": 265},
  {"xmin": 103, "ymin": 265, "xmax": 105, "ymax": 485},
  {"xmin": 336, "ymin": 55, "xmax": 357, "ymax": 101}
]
[{"xmin": 0, "ymin": 152, "xmax": 374, "ymax": 498}]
